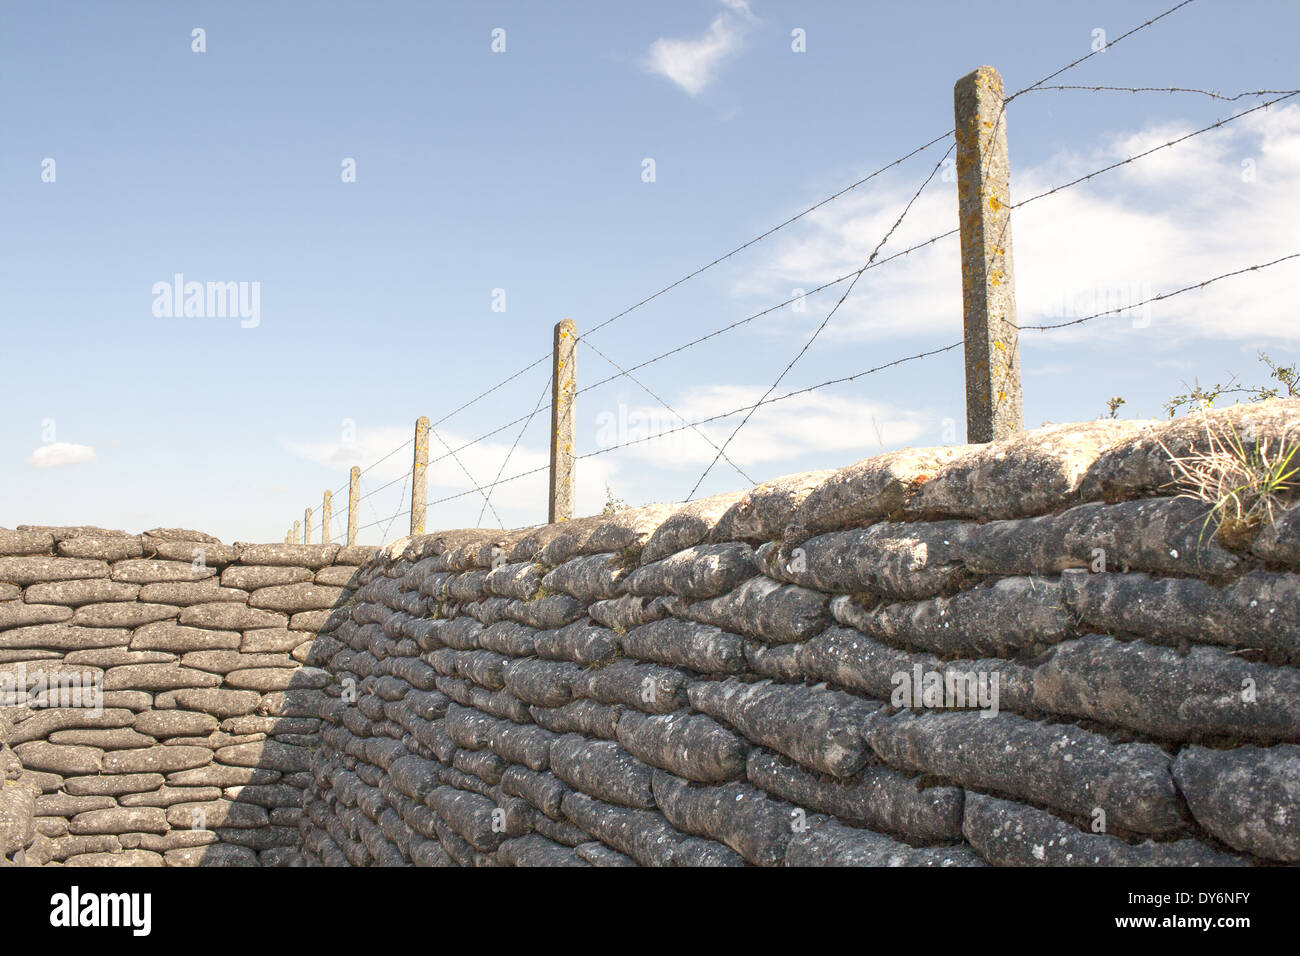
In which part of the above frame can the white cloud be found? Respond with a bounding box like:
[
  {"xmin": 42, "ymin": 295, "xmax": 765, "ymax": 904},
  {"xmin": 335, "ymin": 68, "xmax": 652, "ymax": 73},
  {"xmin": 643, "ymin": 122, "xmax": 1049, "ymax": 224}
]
[
  {"xmin": 645, "ymin": 1, "xmax": 754, "ymax": 96},
  {"xmin": 735, "ymin": 104, "xmax": 1300, "ymax": 345},
  {"xmin": 25, "ymin": 443, "xmax": 96, "ymax": 469},
  {"xmin": 591, "ymin": 385, "xmax": 934, "ymax": 469}
]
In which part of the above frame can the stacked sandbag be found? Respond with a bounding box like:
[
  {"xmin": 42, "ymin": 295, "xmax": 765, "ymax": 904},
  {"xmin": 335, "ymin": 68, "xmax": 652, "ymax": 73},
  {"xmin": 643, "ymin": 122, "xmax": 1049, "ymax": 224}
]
[
  {"xmin": 0, "ymin": 527, "xmax": 374, "ymax": 866},
  {"xmin": 297, "ymin": 400, "xmax": 1300, "ymax": 866}
]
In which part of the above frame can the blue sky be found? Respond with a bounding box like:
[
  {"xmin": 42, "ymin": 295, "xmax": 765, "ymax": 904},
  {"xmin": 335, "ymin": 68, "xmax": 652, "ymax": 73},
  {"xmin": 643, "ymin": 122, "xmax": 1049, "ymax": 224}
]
[{"xmin": 3, "ymin": 0, "xmax": 1298, "ymax": 544}]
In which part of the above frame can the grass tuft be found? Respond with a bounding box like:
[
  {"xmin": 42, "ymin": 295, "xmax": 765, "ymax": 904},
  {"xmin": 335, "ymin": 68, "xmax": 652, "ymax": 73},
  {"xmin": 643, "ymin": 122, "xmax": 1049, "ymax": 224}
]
[{"xmin": 1162, "ymin": 414, "xmax": 1299, "ymax": 549}]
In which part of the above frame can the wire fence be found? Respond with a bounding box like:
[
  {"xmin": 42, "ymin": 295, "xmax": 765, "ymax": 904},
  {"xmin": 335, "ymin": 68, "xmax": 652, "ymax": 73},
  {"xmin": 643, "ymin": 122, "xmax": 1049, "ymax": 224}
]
[{"xmin": 282, "ymin": 0, "xmax": 1300, "ymax": 546}]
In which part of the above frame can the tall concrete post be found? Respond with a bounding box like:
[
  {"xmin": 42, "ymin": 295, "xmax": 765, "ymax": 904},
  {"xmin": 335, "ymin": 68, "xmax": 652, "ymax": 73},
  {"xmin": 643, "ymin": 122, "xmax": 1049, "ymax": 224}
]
[
  {"xmin": 549, "ymin": 319, "xmax": 577, "ymax": 523},
  {"xmin": 411, "ymin": 416, "xmax": 429, "ymax": 537},
  {"xmin": 304, "ymin": 507, "xmax": 312, "ymax": 547},
  {"xmin": 347, "ymin": 466, "xmax": 360, "ymax": 547},
  {"xmin": 293, "ymin": 520, "xmax": 300, "ymax": 545},
  {"xmin": 954, "ymin": 65, "xmax": 1023, "ymax": 443},
  {"xmin": 322, "ymin": 490, "xmax": 333, "ymax": 545}
]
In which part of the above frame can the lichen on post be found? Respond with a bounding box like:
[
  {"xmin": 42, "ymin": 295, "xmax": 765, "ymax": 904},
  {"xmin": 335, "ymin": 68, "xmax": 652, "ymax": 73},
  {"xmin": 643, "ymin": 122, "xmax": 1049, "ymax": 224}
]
[{"xmin": 954, "ymin": 64, "xmax": 1023, "ymax": 443}]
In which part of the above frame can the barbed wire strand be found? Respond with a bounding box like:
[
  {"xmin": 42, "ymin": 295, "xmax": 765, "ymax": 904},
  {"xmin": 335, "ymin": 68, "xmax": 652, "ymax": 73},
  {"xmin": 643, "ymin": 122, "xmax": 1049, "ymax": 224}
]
[
  {"xmin": 1002, "ymin": 0, "xmax": 1200, "ymax": 106},
  {"xmin": 415, "ymin": 250, "xmax": 1290, "ymax": 512},
  {"xmin": 1020, "ymin": 252, "xmax": 1300, "ymax": 331},
  {"xmin": 321, "ymin": 0, "xmax": 1199, "ymax": 506},
  {"xmin": 477, "ymin": 371, "xmax": 553, "ymax": 526},
  {"xmin": 685, "ymin": 141, "xmax": 957, "ymax": 502},
  {"xmin": 1013, "ymin": 91, "xmax": 1300, "ymax": 210},
  {"xmin": 581, "ymin": 130, "xmax": 956, "ymax": 341},
  {"xmin": 429, "ymin": 353, "xmax": 552, "ymax": 430},
  {"xmin": 578, "ymin": 336, "xmax": 756, "ymax": 485},
  {"xmin": 422, "ymin": 227, "xmax": 964, "ymax": 474},
  {"xmin": 428, "ymin": 423, "xmax": 506, "ymax": 530},
  {"xmin": 379, "ymin": 475, "xmax": 409, "ymax": 545},
  {"xmin": 420, "ymin": 343, "xmax": 965, "ymax": 510},
  {"xmin": 1014, "ymin": 91, "xmax": 1298, "ymax": 211},
  {"xmin": 1015, "ymin": 84, "xmax": 1300, "ymax": 102}
]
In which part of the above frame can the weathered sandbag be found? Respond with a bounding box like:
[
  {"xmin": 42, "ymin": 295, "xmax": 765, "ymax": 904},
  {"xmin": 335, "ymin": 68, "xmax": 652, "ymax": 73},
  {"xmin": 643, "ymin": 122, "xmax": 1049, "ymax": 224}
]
[
  {"xmin": 542, "ymin": 553, "xmax": 627, "ymax": 603},
  {"xmin": 787, "ymin": 818, "xmax": 985, "ymax": 867},
  {"xmin": 746, "ymin": 748, "xmax": 963, "ymax": 843},
  {"xmin": 529, "ymin": 700, "xmax": 623, "ymax": 740},
  {"xmin": 498, "ymin": 833, "xmax": 589, "ymax": 867},
  {"xmin": 559, "ymin": 792, "xmax": 684, "ymax": 867},
  {"xmin": 650, "ymin": 770, "xmax": 797, "ymax": 866},
  {"xmin": 579, "ymin": 660, "xmax": 689, "ymax": 715},
  {"xmin": 616, "ymin": 710, "xmax": 749, "ymax": 783},
  {"xmin": 550, "ymin": 734, "xmax": 656, "ymax": 809},
  {"xmin": 670, "ymin": 577, "xmax": 828, "ymax": 646},
  {"xmin": 688, "ymin": 679, "xmax": 878, "ymax": 777},
  {"xmin": 533, "ymin": 620, "xmax": 621, "ymax": 667},
  {"xmin": 1173, "ymin": 744, "xmax": 1300, "ymax": 862},
  {"xmin": 862, "ymin": 709, "xmax": 1185, "ymax": 837},
  {"xmin": 500, "ymin": 766, "xmax": 569, "ymax": 820},
  {"xmin": 626, "ymin": 543, "xmax": 757, "ymax": 599},
  {"xmin": 618, "ymin": 617, "xmax": 745, "ymax": 674},
  {"xmin": 587, "ymin": 595, "xmax": 670, "ymax": 632},
  {"xmin": 962, "ymin": 792, "xmax": 1245, "ymax": 866}
]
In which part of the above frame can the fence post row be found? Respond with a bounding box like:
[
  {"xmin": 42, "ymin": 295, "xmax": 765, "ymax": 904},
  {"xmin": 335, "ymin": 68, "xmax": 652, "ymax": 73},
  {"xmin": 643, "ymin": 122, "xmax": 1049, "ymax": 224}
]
[
  {"xmin": 411, "ymin": 416, "xmax": 429, "ymax": 537},
  {"xmin": 549, "ymin": 318, "xmax": 577, "ymax": 524},
  {"xmin": 312, "ymin": 68, "xmax": 1031, "ymax": 543},
  {"xmin": 347, "ymin": 466, "xmax": 360, "ymax": 547},
  {"xmin": 954, "ymin": 65, "xmax": 1023, "ymax": 443}
]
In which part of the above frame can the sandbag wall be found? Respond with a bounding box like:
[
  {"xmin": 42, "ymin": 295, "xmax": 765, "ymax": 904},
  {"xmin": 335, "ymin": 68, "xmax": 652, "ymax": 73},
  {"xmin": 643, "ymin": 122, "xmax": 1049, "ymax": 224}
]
[
  {"xmin": 300, "ymin": 401, "xmax": 1300, "ymax": 867},
  {"xmin": 0, "ymin": 530, "xmax": 373, "ymax": 866}
]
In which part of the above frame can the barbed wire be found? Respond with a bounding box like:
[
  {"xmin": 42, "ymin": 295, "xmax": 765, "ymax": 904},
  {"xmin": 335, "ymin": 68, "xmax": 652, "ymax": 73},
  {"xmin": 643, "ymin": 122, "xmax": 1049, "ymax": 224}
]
[
  {"xmin": 1020, "ymin": 252, "xmax": 1300, "ymax": 332},
  {"xmin": 419, "ymin": 225, "xmax": 964, "ymax": 474},
  {"xmin": 379, "ymin": 475, "xmax": 409, "ymax": 544},
  {"xmin": 578, "ymin": 336, "xmax": 755, "ymax": 485},
  {"xmin": 477, "ymin": 371, "xmax": 552, "ymax": 526},
  {"xmin": 1014, "ymin": 84, "xmax": 1300, "ymax": 102},
  {"xmin": 311, "ymin": 0, "xmax": 1205, "ymax": 525},
  {"xmin": 429, "ymin": 424, "xmax": 505, "ymax": 530},
  {"xmin": 1002, "ymin": 0, "xmax": 1200, "ymax": 106},
  {"xmin": 1012, "ymin": 91, "xmax": 1299, "ymax": 211},
  {"xmin": 429, "ymin": 353, "xmax": 551, "ymax": 430},
  {"xmin": 413, "ymin": 248, "xmax": 1292, "ymax": 517},
  {"xmin": 580, "ymin": 130, "xmax": 956, "ymax": 341},
  {"xmin": 685, "ymin": 141, "xmax": 958, "ymax": 501},
  {"xmin": 418, "ymin": 341, "xmax": 965, "ymax": 511}
]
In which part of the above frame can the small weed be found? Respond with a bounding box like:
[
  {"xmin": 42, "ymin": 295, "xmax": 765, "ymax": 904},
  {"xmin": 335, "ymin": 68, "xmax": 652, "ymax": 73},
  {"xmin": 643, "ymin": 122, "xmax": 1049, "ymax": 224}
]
[{"xmin": 1162, "ymin": 414, "xmax": 1299, "ymax": 549}]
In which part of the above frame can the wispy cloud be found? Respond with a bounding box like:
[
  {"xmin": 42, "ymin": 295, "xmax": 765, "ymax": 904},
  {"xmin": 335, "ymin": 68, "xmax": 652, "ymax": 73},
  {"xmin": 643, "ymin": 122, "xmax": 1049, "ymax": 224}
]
[
  {"xmin": 591, "ymin": 386, "xmax": 935, "ymax": 467},
  {"xmin": 645, "ymin": 0, "xmax": 755, "ymax": 97},
  {"xmin": 734, "ymin": 104, "xmax": 1300, "ymax": 345},
  {"xmin": 26, "ymin": 443, "xmax": 97, "ymax": 469}
]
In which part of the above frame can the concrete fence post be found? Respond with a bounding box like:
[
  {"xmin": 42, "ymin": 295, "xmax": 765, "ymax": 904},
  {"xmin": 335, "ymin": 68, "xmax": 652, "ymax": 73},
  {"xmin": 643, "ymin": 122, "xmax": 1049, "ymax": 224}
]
[
  {"xmin": 954, "ymin": 65, "xmax": 1023, "ymax": 443},
  {"xmin": 293, "ymin": 520, "xmax": 300, "ymax": 545},
  {"xmin": 322, "ymin": 490, "xmax": 333, "ymax": 545},
  {"xmin": 411, "ymin": 416, "xmax": 429, "ymax": 537},
  {"xmin": 549, "ymin": 318, "xmax": 577, "ymax": 523},
  {"xmin": 304, "ymin": 507, "xmax": 312, "ymax": 547},
  {"xmin": 347, "ymin": 466, "xmax": 360, "ymax": 547}
]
